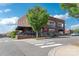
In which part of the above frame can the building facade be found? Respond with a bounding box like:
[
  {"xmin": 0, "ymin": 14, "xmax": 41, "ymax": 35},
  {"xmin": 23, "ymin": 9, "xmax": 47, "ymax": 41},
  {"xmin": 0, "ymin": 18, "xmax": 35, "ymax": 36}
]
[{"xmin": 16, "ymin": 16, "xmax": 65, "ymax": 39}]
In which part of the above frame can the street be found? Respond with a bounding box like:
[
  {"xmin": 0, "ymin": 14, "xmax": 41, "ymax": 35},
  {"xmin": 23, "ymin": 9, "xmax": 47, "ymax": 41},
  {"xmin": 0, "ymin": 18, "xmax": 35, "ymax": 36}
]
[{"xmin": 0, "ymin": 36, "xmax": 78, "ymax": 56}]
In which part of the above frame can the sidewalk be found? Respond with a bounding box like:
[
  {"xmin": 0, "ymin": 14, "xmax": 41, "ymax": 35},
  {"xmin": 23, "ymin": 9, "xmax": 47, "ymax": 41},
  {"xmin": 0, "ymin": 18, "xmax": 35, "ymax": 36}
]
[{"xmin": 48, "ymin": 44, "xmax": 79, "ymax": 56}]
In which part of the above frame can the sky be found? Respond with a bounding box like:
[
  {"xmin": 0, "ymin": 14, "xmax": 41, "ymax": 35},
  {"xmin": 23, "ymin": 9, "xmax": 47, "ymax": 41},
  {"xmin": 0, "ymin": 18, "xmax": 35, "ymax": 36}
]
[{"xmin": 0, "ymin": 3, "xmax": 79, "ymax": 33}]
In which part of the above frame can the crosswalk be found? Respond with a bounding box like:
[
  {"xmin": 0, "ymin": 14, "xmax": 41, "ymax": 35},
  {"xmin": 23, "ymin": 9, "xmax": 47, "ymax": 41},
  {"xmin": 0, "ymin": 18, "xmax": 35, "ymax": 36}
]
[
  {"xmin": 40, "ymin": 44, "xmax": 62, "ymax": 48},
  {"xmin": 30, "ymin": 42, "xmax": 63, "ymax": 48}
]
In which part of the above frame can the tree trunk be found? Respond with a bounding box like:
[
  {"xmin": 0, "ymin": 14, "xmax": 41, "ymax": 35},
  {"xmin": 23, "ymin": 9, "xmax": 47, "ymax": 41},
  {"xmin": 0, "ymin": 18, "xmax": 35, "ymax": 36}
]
[{"xmin": 36, "ymin": 31, "xmax": 39, "ymax": 40}]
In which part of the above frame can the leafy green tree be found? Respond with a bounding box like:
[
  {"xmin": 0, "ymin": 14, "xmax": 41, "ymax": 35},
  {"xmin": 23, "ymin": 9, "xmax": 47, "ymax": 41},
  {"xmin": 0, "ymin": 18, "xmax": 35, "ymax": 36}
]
[
  {"xmin": 60, "ymin": 3, "xmax": 79, "ymax": 18},
  {"xmin": 73, "ymin": 28, "xmax": 79, "ymax": 33},
  {"xmin": 27, "ymin": 6, "xmax": 49, "ymax": 39}
]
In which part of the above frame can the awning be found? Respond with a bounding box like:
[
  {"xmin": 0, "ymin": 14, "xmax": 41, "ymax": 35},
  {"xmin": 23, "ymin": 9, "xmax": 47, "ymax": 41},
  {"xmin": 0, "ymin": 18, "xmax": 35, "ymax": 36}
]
[{"xmin": 16, "ymin": 26, "xmax": 32, "ymax": 30}]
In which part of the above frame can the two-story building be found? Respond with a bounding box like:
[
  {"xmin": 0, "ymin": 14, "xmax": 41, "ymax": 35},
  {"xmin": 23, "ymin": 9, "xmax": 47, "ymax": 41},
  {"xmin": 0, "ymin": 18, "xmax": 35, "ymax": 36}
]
[{"xmin": 16, "ymin": 16, "xmax": 65, "ymax": 39}]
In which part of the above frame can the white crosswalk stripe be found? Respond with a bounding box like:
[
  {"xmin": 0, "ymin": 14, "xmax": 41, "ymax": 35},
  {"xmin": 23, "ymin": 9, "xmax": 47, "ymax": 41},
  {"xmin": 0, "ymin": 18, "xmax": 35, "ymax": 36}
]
[
  {"xmin": 35, "ymin": 42, "xmax": 55, "ymax": 46},
  {"xmin": 34, "ymin": 42, "xmax": 62, "ymax": 48},
  {"xmin": 24, "ymin": 39, "xmax": 64, "ymax": 48},
  {"xmin": 40, "ymin": 44, "xmax": 62, "ymax": 48}
]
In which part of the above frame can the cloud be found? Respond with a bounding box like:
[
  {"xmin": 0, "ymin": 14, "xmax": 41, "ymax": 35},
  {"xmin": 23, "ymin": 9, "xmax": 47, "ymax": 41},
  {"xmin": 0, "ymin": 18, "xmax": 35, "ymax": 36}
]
[
  {"xmin": 53, "ymin": 13, "xmax": 69, "ymax": 20},
  {"xmin": 0, "ymin": 25, "xmax": 17, "ymax": 34},
  {"xmin": 0, "ymin": 9, "xmax": 11, "ymax": 13},
  {"xmin": 0, "ymin": 17, "xmax": 19, "ymax": 25},
  {"xmin": 0, "ymin": 16, "xmax": 19, "ymax": 34},
  {"xmin": 71, "ymin": 24, "xmax": 79, "ymax": 29},
  {"xmin": 0, "ymin": 10, "xmax": 3, "ymax": 13},
  {"xmin": 4, "ymin": 9, "xmax": 11, "ymax": 13}
]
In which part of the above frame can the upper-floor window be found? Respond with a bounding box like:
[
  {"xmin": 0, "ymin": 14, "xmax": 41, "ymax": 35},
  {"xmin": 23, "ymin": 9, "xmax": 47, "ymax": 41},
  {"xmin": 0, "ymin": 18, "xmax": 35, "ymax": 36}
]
[
  {"xmin": 48, "ymin": 21, "xmax": 55, "ymax": 26},
  {"xmin": 57, "ymin": 22, "xmax": 63, "ymax": 27},
  {"xmin": 48, "ymin": 21, "xmax": 56, "ymax": 28}
]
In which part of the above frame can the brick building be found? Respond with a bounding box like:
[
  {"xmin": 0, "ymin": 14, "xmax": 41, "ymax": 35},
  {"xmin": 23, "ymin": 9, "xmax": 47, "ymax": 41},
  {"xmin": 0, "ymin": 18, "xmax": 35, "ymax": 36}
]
[{"xmin": 16, "ymin": 16, "xmax": 65, "ymax": 39}]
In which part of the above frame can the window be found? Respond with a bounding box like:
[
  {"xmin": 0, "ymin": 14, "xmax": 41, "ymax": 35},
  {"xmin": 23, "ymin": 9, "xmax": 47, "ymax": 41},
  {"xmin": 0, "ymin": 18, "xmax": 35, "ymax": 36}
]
[
  {"xmin": 57, "ymin": 22, "xmax": 63, "ymax": 28},
  {"xmin": 48, "ymin": 21, "xmax": 56, "ymax": 28}
]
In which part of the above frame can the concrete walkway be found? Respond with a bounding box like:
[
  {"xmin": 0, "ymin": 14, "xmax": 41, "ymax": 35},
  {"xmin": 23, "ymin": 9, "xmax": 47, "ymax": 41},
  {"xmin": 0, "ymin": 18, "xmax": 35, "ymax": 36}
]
[{"xmin": 48, "ymin": 45, "xmax": 79, "ymax": 56}]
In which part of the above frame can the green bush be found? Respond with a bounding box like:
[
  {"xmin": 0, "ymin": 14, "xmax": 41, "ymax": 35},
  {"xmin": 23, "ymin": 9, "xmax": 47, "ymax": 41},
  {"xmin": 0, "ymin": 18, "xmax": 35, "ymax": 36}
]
[{"xmin": 9, "ymin": 31, "xmax": 16, "ymax": 38}]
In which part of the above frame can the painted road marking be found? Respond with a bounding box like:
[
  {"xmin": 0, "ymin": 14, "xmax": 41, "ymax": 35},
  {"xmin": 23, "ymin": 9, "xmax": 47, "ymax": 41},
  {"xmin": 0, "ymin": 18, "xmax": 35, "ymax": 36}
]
[
  {"xmin": 40, "ymin": 44, "xmax": 62, "ymax": 48},
  {"xmin": 35, "ymin": 42, "xmax": 55, "ymax": 46}
]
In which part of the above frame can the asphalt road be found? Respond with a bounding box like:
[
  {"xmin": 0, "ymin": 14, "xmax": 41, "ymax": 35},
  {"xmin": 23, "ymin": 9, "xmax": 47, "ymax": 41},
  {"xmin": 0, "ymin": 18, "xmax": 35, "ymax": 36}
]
[
  {"xmin": 0, "ymin": 36, "xmax": 79, "ymax": 56},
  {"xmin": 0, "ymin": 41, "xmax": 52, "ymax": 56},
  {"xmin": 0, "ymin": 37, "xmax": 53, "ymax": 56}
]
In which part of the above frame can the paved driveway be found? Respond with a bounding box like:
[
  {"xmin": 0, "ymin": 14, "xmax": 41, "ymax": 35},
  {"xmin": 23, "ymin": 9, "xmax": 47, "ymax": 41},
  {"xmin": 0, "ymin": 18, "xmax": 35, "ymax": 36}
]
[{"xmin": 0, "ymin": 36, "xmax": 78, "ymax": 56}]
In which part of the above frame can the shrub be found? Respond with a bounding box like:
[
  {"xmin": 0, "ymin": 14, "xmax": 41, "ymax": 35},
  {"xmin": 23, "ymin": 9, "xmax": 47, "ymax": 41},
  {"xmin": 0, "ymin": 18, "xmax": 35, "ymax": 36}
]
[{"xmin": 9, "ymin": 31, "xmax": 16, "ymax": 38}]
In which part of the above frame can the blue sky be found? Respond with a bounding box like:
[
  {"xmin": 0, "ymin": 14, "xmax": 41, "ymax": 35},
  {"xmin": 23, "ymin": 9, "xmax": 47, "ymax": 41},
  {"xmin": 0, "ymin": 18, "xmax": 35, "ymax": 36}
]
[{"xmin": 0, "ymin": 3, "xmax": 79, "ymax": 33}]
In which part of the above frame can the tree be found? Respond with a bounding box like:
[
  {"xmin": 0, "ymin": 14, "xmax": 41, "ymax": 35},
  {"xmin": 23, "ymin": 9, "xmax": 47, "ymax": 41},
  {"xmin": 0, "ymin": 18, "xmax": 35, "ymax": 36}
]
[
  {"xmin": 8, "ymin": 31, "xmax": 16, "ymax": 38},
  {"xmin": 27, "ymin": 6, "xmax": 49, "ymax": 39},
  {"xmin": 60, "ymin": 3, "xmax": 79, "ymax": 18},
  {"xmin": 72, "ymin": 28, "xmax": 79, "ymax": 33}
]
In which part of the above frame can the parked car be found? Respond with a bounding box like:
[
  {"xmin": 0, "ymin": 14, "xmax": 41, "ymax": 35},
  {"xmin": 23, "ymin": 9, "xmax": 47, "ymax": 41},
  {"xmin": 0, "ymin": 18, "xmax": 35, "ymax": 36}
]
[{"xmin": 71, "ymin": 33, "xmax": 79, "ymax": 36}]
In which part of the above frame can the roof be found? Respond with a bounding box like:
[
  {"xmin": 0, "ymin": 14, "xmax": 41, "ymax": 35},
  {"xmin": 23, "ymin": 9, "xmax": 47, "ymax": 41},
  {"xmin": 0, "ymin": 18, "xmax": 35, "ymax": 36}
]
[
  {"xmin": 49, "ymin": 16, "xmax": 64, "ymax": 23},
  {"xmin": 18, "ymin": 16, "xmax": 30, "ymax": 27},
  {"xmin": 17, "ymin": 16, "xmax": 64, "ymax": 27}
]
